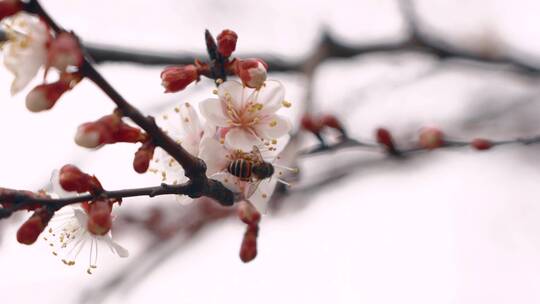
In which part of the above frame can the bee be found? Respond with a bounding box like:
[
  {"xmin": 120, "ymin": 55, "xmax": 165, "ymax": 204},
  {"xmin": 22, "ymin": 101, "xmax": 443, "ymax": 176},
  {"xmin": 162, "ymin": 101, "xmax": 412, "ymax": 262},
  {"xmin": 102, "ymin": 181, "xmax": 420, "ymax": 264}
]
[
  {"xmin": 226, "ymin": 146, "xmax": 299, "ymax": 199},
  {"xmin": 227, "ymin": 146, "xmax": 274, "ymax": 182}
]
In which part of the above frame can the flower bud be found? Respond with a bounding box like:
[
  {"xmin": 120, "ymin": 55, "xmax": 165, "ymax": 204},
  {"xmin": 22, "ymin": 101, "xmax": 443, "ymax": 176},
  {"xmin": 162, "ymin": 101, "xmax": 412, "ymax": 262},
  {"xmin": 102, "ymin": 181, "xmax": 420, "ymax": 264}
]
[
  {"xmin": 239, "ymin": 224, "xmax": 258, "ymax": 263},
  {"xmin": 471, "ymin": 138, "xmax": 492, "ymax": 151},
  {"xmin": 25, "ymin": 80, "xmax": 71, "ymax": 112},
  {"xmin": 133, "ymin": 142, "xmax": 155, "ymax": 174},
  {"xmin": 87, "ymin": 200, "xmax": 112, "ymax": 236},
  {"xmin": 235, "ymin": 58, "xmax": 267, "ymax": 89},
  {"xmin": 0, "ymin": 0, "xmax": 21, "ymax": 21},
  {"xmin": 59, "ymin": 164, "xmax": 102, "ymax": 193},
  {"xmin": 237, "ymin": 201, "xmax": 260, "ymax": 225},
  {"xmin": 375, "ymin": 128, "xmax": 396, "ymax": 153},
  {"xmin": 419, "ymin": 127, "xmax": 444, "ymax": 150},
  {"xmin": 321, "ymin": 114, "xmax": 345, "ymax": 134},
  {"xmin": 217, "ymin": 29, "xmax": 238, "ymax": 58},
  {"xmin": 75, "ymin": 114, "xmax": 144, "ymax": 148},
  {"xmin": 161, "ymin": 65, "xmax": 199, "ymax": 93},
  {"xmin": 300, "ymin": 114, "xmax": 323, "ymax": 134},
  {"xmin": 17, "ymin": 207, "xmax": 54, "ymax": 245},
  {"xmin": 47, "ymin": 32, "xmax": 84, "ymax": 72}
]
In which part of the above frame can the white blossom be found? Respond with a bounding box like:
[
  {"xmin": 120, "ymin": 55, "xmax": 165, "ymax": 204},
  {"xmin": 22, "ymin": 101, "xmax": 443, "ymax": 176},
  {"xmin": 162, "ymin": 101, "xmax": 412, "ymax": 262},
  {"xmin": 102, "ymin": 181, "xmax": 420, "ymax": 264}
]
[
  {"xmin": 44, "ymin": 171, "xmax": 129, "ymax": 274},
  {"xmin": 199, "ymin": 80, "xmax": 291, "ymax": 151},
  {"xmin": 1, "ymin": 12, "xmax": 49, "ymax": 95}
]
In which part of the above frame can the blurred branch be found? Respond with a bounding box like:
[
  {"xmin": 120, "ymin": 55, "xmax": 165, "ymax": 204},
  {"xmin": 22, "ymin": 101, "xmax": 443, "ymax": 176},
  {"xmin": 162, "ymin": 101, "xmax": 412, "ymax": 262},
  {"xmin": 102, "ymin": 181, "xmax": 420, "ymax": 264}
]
[{"xmin": 85, "ymin": 0, "xmax": 540, "ymax": 76}]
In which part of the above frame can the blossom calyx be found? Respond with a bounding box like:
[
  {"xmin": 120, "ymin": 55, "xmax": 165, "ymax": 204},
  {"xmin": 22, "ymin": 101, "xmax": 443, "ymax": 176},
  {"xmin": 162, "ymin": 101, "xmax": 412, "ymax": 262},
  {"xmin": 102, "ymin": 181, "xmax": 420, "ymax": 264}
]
[
  {"xmin": 161, "ymin": 65, "xmax": 199, "ymax": 93},
  {"xmin": 87, "ymin": 200, "xmax": 113, "ymax": 236},
  {"xmin": 217, "ymin": 29, "xmax": 238, "ymax": 58},
  {"xmin": 237, "ymin": 201, "xmax": 261, "ymax": 225},
  {"xmin": 235, "ymin": 58, "xmax": 268, "ymax": 89},
  {"xmin": 59, "ymin": 164, "xmax": 102, "ymax": 194},
  {"xmin": 17, "ymin": 207, "xmax": 54, "ymax": 245}
]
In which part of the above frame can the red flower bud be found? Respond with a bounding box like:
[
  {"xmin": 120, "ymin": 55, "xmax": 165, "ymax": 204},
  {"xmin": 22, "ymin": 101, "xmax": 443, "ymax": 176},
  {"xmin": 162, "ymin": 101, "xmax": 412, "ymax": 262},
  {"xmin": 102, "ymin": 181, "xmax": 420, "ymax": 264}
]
[
  {"xmin": 237, "ymin": 201, "xmax": 261, "ymax": 225},
  {"xmin": 75, "ymin": 114, "xmax": 145, "ymax": 148},
  {"xmin": 47, "ymin": 32, "xmax": 84, "ymax": 72},
  {"xmin": 0, "ymin": 0, "xmax": 21, "ymax": 20},
  {"xmin": 217, "ymin": 29, "xmax": 238, "ymax": 58},
  {"xmin": 419, "ymin": 127, "xmax": 444, "ymax": 150},
  {"xmin": 239, "ymin": 224, "xmax": 259, "ymax": 263},
  {"xmin": 235, "ymin": 58, "xmax": 267, "ymax": 89},
  {"xmin": 321, "ymin": 114, "xmax": 344, "ymax": 133},
  {"xmin": 133, "ymin": 142, "xmax": 155, "ymax": 173},
  {"xmin": 301, "ymin": 114, "xmax": 323, "ymax": 134},
  {"xmin": 25, "ymin": 79, "xmax": 71, "ymax": 112},
  {"xmin": 59, "ymin": 164, "xmax": 102, "ymax": 193},
  {"xmin": 17, "ymin": 207, "xmax": 54, "ymax": 245},
  {"xmin": 87, "ymin": 200, "xmax": 112, "ymax": 236},
  {"xmin": 375, "ymin": 128, "xmax": 396, "ymax": 152},
  {"xmin": 161, "ymin": 65, "xmax": 199, "ymax": 93},
  {"xmin": 471, "ymin": 138, "xmax": 492, "ymax": 151}
]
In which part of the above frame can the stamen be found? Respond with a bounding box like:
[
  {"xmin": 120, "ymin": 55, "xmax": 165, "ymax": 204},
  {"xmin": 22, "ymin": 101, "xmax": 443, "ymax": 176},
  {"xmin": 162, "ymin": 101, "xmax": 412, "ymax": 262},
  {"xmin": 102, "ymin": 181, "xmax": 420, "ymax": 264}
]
[{"xmin": 282, "ymin": 100, "xmax": 292, "ymax": 108}]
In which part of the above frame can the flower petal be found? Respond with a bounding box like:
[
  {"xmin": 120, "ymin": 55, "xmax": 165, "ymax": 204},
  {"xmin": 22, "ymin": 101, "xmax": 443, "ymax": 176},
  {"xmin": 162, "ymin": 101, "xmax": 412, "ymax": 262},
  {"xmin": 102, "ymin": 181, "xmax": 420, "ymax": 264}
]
[
  {"xmin": 224, "ymin": 128, "xmax": 261, "ymax": 151},
  {"xmin": 102, "ymin": 236, "xmax": 129, "ymax": 258},
  {"xmin": 250, "ymin": 80, "xmax": 285, "ymax": 115},
  {"xmin": 199, "ymin": 97, "xmax": 229, "ymax": 127},
  {"xmin": 210, "ymin": 172, "xmax": 242, "ymax": 193},
  {"xmin": 254, "ymin": 114, "xmax": 291, "ymax": 140},
  {"xmin": 218, "ymin": 80, "xmax": 250, "ymax": 110},
  {"xmin": 248, "ymin": 177, "xmax": 278, "ymax": 214},
  {"xmin": 199, "ymin": 137, "xmax": 229, "ymax": 175}
]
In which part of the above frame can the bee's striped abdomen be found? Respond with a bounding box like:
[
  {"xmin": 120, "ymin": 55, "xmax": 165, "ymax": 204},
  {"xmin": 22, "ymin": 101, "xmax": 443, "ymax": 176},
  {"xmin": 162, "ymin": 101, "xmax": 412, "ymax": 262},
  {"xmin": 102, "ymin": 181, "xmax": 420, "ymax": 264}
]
[{"xmin": 227, "ymin": 159, "xmax": 252, "ymax": 180}]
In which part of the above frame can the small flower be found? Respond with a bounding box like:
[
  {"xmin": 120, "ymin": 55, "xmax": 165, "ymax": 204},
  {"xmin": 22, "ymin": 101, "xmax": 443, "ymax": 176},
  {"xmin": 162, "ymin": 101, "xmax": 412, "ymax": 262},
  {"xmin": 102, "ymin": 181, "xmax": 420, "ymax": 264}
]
[
  {"xmin": 44, "ymin": 171, "xmax": 128, "ymax": 274},
  {"xmin": 1, "ymin": 12, "xmax": 50, "ymax": 95},
  {"xmin": 151, "ymin": 102, "xmax": 205, "ymax": 204},
  {"xmin": 199, "ymin": 80, "xmax": 291, "ymax": 151},
  {"xmin": 235, "ymin": 58, "xmax": 267, "ymax": 89}
]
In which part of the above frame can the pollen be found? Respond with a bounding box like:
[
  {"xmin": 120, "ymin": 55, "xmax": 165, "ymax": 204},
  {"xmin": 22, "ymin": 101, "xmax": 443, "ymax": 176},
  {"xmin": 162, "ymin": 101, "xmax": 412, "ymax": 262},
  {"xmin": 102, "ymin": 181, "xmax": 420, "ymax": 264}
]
[
  {"xmin": 262, "ymin": 193, "xmax": 267, "ymax": 199},
  {"xmin": 271, "ymin": 139, "xmax": 277, "ymax": 144},
  {"xmin": 216, "ymin": 78, "xmax": 224, "ymax": 85},
  {"xmin": 269, "ymin": 120, "xmax": 277, "ymax": 127},
  {"xmin": 162, "ymin": 115, "xmax": 168, "ymax": 120},
  {"xmin": 212, "ymin": 89, "xmax": 218, "ymax": 95},
  {"xmin": 282, "ymin": 100, "xmax": 292, "ymax": 108},
  {"xmin": 174, "ymin": 107, "xmax": 180, "ymax": 113}
]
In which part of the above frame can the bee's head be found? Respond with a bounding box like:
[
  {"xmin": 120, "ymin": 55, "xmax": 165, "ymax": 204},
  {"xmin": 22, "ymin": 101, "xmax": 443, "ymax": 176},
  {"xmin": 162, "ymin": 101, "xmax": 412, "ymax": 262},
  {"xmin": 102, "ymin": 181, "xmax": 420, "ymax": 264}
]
[{"xmin": 253, "ymin": 162, "xmax": 274, "ymax": 179}]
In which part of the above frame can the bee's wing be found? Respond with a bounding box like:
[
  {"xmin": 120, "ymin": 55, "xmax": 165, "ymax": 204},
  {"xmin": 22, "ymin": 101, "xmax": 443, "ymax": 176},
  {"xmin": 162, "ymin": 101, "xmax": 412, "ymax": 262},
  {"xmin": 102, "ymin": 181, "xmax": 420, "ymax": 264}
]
[
  {"xmin": 246, "ymin": 180, "xmax": 262, "ymax": 199},
  {"xmin": 251, "ymin": 145, "xmax": 264, "ymax": 162}
]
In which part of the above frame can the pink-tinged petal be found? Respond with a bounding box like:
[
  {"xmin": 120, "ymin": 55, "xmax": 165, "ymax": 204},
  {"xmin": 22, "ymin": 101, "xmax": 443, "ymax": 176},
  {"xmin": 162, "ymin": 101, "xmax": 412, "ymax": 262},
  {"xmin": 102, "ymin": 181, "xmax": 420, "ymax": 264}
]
[
  {"xmin": 210, "ymin": 172, "xmax": 242, "ymax": 193},
  {"xmin": 252, "ymin": 80, "xmax": 285, "ymax": 115},
  {"xmin": 199, "ymin": 137, "xmax": 229, "ymax": 175},
  {"xmin": 254, "ymin": 114, "xmax": 291, "ymax": 140},
  {"xmin": 199, "ymin": 97, "xmax": 229, "ymax": 127},
  {"xmin": 73, "ymin": 208, "xmax": 89, "ymax": 227},
  {"xmin": 175, "ymin": 195, "xmax": 193, "ymax": 205},
  {"xmin": 101, "ymin": 235, "xmax": 129, "ymax": 257},
  {"xmin": 224, "ymin": 128, "xmax": 261, "ymax": 151},
  {"xmin": 178, "ymin": 102, "xmax": 202, "ymax": 138},
  {"xmin": 217, "ymin": 80, "xmax": 249, "ymax": 110},
  {"xmin": 248, "ymin": 177, "xmax": 278, "ymax": 214}
]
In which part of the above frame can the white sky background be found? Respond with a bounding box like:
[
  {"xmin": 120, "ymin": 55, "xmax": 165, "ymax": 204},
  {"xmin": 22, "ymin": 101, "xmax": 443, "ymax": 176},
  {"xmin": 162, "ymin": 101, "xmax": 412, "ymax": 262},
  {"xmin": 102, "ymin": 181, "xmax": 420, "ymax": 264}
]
[{"xmin": 2, "ymin": 0, "xmax": 540, "ymax": 303}]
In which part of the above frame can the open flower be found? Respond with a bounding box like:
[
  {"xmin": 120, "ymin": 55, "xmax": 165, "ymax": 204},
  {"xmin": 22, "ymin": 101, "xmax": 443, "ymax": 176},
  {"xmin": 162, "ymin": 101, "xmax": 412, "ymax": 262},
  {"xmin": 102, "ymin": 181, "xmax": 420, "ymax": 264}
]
[
  {"xmin": 151, "ymin": 102, "xmax": 205, "ymax": 203},
  {"xmin": 199, "ymin": 80, "xmax": 291, "ymax": 151},
  {"xmin": 44, "ymin": 171, "xmax": 129, "ymax": 274},
  {"xmin": 199, "ymin": 136, "xmax": 285, "ymax": 213},
  {"xmin": 1, "ymin": 12, "xmax": 49, "ymax": 95}
]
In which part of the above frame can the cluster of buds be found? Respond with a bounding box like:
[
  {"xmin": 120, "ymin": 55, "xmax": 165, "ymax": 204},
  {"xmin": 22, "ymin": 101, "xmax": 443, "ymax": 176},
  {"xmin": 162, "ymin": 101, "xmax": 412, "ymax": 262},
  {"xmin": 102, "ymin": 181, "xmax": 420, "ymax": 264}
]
[
  {"xmin": 133, "ymin": 141, "xmax": 156, "ymax": 173},
  {"xmin": 301, "ymin": 113, "xmax": 347, "ymax": 147},
  {"xmin": 237, "ymin": 201, "xmax": 260, "ymax": 263},
  {"xmin": 58, "ymin": 164, "xmax": 103, "ymax": 194},
  {"xmin": 17, "ymin": 207, "xmax": 54, "ymax": 245},
  {"xmin": 75, "ymin": 113, "xmax": 147, "ymax": 148}
]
